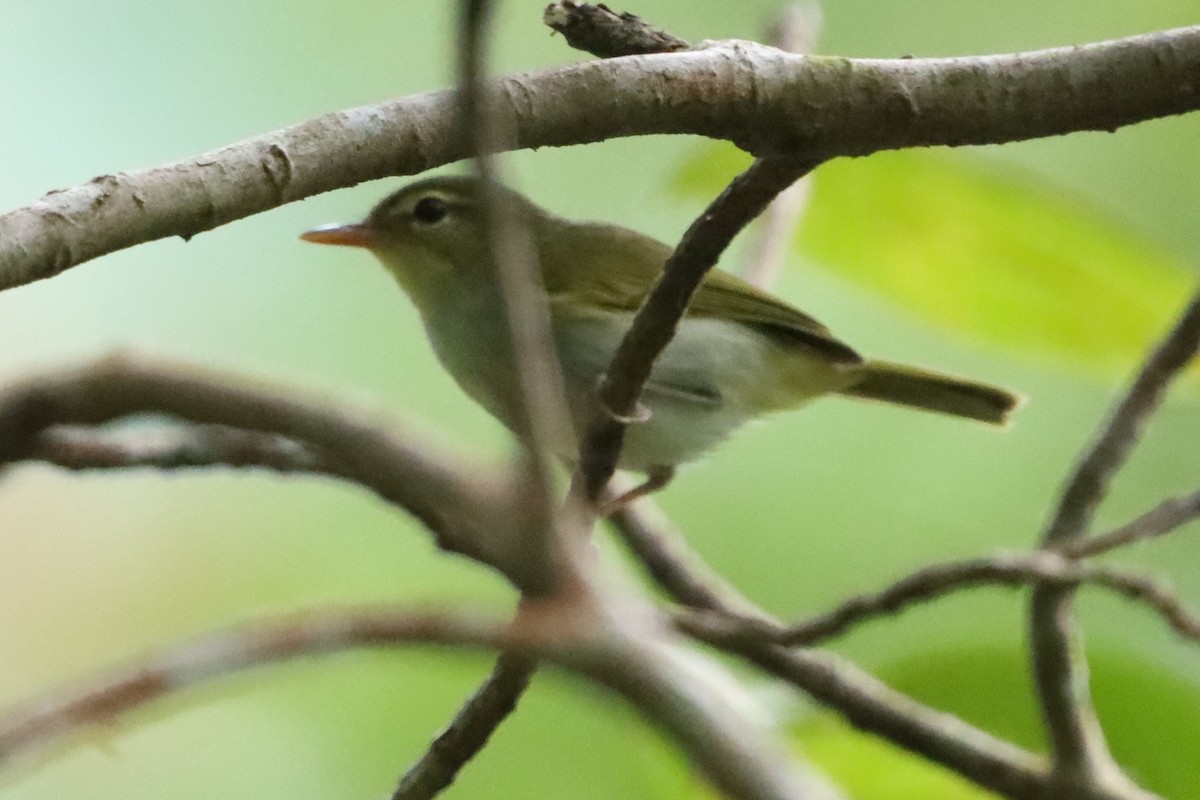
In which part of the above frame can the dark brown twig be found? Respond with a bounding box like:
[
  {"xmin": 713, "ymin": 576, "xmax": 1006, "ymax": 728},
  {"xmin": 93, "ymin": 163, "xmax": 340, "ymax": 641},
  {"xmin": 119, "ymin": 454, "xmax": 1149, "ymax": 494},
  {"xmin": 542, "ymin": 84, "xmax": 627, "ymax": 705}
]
[
  {"xmin": 579, "ymin": 156, "xmax": 819, "ymax": 501},
  {"xmin": 1062, "ymin": 488, "xmax": 1200, "ymax": 558},
  {"xmin": 1043, "ymin": 292, "xmax": 1200, "ymax": 547},
  {"xmin": 1030, "ymin": 289, "xmax": 1200, "ymax": 784},
  {"xmin": 607, "ymin": 501, "xmax": 1050, "ymax": 798},
  {"xmin": 680, "ymin": 618, "xmax": 1050, "ymax": 798},
  {"xmin": 542, "ymin": 2, "xmax": 689, "ymax": 57},
  {"xmin": 675, "ymin": 552, "xmax": 1200, "ymax": 648},
  {"xmin": 391, "ymin": 654, "xmax": 537, "ymax": 800}
]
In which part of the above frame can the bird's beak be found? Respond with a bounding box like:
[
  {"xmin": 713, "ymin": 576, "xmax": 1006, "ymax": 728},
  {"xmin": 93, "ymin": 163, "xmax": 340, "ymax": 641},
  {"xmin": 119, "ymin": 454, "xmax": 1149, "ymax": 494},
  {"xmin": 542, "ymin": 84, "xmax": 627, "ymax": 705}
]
[{"xmin": 299, "ymin": 223, "xmax": 377, "ymax": 248}]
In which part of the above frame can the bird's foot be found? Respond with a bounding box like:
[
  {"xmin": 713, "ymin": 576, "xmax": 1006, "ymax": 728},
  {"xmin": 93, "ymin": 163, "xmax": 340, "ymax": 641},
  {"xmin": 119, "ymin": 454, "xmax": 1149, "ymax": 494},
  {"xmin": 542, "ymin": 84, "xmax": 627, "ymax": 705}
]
[{"xmin": 596, "ymin": 465, "xmax": 676, "ymax": 515}]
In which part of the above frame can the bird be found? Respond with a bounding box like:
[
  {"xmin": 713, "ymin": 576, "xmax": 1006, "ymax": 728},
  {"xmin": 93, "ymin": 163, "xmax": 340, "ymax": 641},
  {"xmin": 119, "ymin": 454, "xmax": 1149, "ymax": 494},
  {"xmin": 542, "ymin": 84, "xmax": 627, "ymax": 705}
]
[{"xmin": 301, "ymin": 176, "xmax": 1020, "ymax": 500}]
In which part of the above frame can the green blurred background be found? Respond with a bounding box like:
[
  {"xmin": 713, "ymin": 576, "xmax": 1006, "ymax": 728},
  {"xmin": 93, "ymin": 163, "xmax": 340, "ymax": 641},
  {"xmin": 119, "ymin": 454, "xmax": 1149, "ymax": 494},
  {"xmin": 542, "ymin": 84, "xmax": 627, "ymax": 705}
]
[{"xmin": 1, "ymin": 2, "xmax": 1198, "ymax": 798}]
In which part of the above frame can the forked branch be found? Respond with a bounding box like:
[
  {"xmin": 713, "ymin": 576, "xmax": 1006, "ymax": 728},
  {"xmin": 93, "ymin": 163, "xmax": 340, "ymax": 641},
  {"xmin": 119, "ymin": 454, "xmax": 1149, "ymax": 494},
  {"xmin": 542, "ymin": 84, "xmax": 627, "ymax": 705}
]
[{"xmin": 3, "ymin": 27, "xmax": 1199, "ymax": 292}]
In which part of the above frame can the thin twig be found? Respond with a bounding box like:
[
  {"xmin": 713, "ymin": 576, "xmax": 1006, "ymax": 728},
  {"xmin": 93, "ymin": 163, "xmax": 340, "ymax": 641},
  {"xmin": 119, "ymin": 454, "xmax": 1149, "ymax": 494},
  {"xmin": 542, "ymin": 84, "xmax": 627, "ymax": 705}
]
[
  {"xmin": 1062, "ymin": 488, "xmax": 1200, "ymax": 558},
  {"xmin": 458, "ymin": 0, "xmax": 574, "ymax": 588},
  {"xmin": 542, "ymin": 2, "xmax": 689, "ymax": 57},
  {"xmin": 391, "ymin": 654, "xmax": 537, "ymax": 800},
  {"xmin": 1043, "ymin": 292, "xmax": 1200, "ymax": 546},
  {"xmin": 606, "ymin": 504, "xmax": 1052, "ymax": 798},
  {"xmin": 741, "ymin": 2, "xmax": 822, "ymax": 289},
  {"xmin": 680, "ymin": 618, "xmax": 1051, "ymax": 799},
  {"xmin": 393, "ymin": 7, "xmax": 567, "ymax": 798},
  {"xmin": 1029, "ymin": 290, "xmax": 1200, "ymax": 782},
  {"xmin": 676, "ymin": 552, "xmax": 1200, "ymax": 648},
  {"xmin": 579, "ymin": 156, "xmax": 819, "ymax": 501},
  {"xmin": 0, "ymin": 608, "xmax": 514, "ymax": 771}
]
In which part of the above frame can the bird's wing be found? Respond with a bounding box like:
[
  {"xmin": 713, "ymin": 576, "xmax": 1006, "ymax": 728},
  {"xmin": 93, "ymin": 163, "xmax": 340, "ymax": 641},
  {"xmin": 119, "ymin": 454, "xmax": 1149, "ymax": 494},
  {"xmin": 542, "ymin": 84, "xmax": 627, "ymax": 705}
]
[{"xmin": 540, "ymin": 221, "xmax": 862, "ymax": 365}]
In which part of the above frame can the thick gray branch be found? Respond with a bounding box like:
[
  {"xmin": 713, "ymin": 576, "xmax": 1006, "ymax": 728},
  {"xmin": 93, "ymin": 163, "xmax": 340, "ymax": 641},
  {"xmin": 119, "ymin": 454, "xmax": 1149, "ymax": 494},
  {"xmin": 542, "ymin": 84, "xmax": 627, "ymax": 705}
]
[
  {"xmin": 0, "ymin": 598, "xmax": 835, "ymax": 800},
  {"xmin": 0, "ymin": 354, "xmax": 546, "ymax": 591},
  {"xmin": 28, "ymin": 423, "xmax": 334, "ymax": 475},
  {"xmin": 2, "ymin": 27, "xmax": 1199, "ymax": 291}
]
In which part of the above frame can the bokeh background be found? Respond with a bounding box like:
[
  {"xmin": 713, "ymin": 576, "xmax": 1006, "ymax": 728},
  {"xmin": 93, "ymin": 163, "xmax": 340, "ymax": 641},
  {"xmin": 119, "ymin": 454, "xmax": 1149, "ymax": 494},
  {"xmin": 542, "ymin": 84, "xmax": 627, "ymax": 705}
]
[{"xmin": 1, "ymin": 2, "xmax": 1198, "ymax": 798}]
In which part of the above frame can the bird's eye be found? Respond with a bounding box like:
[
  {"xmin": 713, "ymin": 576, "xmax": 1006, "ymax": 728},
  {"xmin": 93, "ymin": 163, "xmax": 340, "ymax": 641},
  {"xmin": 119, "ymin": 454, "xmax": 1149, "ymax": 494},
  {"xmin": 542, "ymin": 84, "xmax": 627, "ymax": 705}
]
[{"xmin": 412, "ymin": 196, "xmax": 449, "ymax": 225}]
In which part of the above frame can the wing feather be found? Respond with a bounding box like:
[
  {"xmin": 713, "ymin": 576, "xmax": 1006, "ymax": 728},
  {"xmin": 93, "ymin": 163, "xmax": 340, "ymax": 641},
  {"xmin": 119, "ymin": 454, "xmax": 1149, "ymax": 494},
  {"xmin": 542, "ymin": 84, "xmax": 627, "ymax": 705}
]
[{"xmin": 540, "ymin": 221, "xmax": 862, "ymax": 365}]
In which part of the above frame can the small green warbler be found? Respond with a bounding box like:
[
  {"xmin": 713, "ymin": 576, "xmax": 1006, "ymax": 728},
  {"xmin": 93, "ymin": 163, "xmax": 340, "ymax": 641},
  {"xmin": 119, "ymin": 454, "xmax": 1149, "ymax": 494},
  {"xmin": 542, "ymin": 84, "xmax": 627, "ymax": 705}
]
[{"xmin": 302, "ymin": 177, "xmax": 1018, "ymax": 492}]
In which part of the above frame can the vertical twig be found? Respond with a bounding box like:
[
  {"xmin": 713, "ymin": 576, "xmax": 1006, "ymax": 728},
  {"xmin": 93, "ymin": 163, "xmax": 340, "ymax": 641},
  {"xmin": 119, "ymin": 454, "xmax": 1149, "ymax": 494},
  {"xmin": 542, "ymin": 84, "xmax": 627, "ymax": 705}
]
[
  {"xmin": 391, "ymin": 655, "xmax": 537, "ymax": 800},
  {"xmin": 741, "ymin": 2, "xmax": 823, "ymax": 290},
  {"xmin": 580, "ymin": 155, "xmax": 821, "ymax": 501},
  {"xmin": 1029, "ymin": 290, "xmax": 1200, "ymax": 785},
  {"xmin": 1063, "ymin": 489, "xmax": 1200, "ymax": 558},
  {"xmin": 387, "ymin": 3, "xmax": 577, "ymax": 796},
  {"xmin": 458, "ymin": 0, "xmax": 575, "ymax": 550}
]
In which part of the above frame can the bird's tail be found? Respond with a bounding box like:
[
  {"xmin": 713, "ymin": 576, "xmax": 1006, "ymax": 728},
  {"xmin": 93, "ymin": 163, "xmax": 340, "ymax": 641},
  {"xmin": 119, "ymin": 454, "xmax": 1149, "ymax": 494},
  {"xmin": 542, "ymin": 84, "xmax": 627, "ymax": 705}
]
[{"xmin": 838, "ymin": 360, "xmax": 1021, "ymax": 425}]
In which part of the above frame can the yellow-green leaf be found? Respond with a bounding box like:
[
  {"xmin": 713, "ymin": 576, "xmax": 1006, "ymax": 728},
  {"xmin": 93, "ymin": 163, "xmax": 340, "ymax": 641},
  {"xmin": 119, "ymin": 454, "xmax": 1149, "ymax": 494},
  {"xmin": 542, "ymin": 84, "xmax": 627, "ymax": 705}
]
[
  {"xmin": 672, "ymin": 143, "xmax": 1196, "ymax": 374},
  {"xmin": 793, "ymin": 716, "xmax": 997, "ymax": 800}
]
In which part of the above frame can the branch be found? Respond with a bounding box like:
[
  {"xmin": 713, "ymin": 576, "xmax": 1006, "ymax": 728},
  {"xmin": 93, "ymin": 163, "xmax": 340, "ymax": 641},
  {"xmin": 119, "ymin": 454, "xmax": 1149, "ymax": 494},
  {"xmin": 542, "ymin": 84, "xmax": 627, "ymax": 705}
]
[
  {"xmin": 0, "ymin": 354, "xmax": 553, "ymax": 591},
  {"xmin": 580, "ymin": 156, "xmax": 817, "ymax": 499},
  {"xmin": 589, "ymin": 630, "xmax": 845, "ymax": 800},
  {"xmin": 21, "ymin": 418, "xmax": 1189, "ymax": 798},
  {"xmin": 680, "ymin": 618, "xmax": 1052, "ymax": 799},
  {"xmin": 680, "ymin": 551, "xmax": 1200, "ymax": 648},
  {"xmin": 391, "ymin": 654, "xmax": 536, "ymax": 800},
  {"xmin": 1063, "ymin": 488, "xmax": 1200, "ymax": 558},
  {"xmin": 23, "ymin": 417, "xmax": 885, "ymax": 800},
  {"xmin": 1043, "ymin": 292, "xmax": 1200, "ymax": 547},
  {"xmin": 0, "ymin": 596, "xmax": 838, "ymax": 800},
  {"xmin": 382, "ymin": 6, "xmax": 571, "ymax": 798},
  {"xmin": 0, "ymin": 608, "xmax": 513, "ymax": 771},
  {"xmin": 606, "ymin": 502, "xmax": 1054, "ymax": 799},
  {"xmin": 3, "ymin": 27, "xmax": 1199, "ymax": 292},
  {"xmin": 1029, "ymin": 289, "xmax": 1200, "ymax": 783}
]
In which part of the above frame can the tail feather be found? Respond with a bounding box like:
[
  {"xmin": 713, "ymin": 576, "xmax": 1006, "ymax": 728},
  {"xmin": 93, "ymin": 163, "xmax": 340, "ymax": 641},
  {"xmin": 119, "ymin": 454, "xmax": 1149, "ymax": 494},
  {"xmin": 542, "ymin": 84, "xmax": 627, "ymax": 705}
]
[{"xmin": 839, "ymin": 360, "xmax": 1021, "ymax": 426}]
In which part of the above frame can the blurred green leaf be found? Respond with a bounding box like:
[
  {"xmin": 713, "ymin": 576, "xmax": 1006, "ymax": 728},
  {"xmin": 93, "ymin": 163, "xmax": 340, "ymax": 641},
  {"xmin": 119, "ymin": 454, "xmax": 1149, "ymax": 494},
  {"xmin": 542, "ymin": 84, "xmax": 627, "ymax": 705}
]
[
  {"xmin": 880, "ymin": 646, "xmax": 1200, "ymax": 798},
  {"xmin": 793, "ymin": 716, "xmax": 995, "ymax": 799},
  {"xmin": 673, "ymin": 144, "xmax": 1196, "ymax": 374}
]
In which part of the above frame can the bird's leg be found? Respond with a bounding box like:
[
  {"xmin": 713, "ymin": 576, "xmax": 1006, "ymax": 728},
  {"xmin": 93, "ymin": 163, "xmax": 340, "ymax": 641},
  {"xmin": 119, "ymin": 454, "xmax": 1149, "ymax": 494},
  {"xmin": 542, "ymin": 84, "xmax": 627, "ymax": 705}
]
[{"xmin": 597, "ymin": 465, "xmax": 676, "ymax": 515}]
